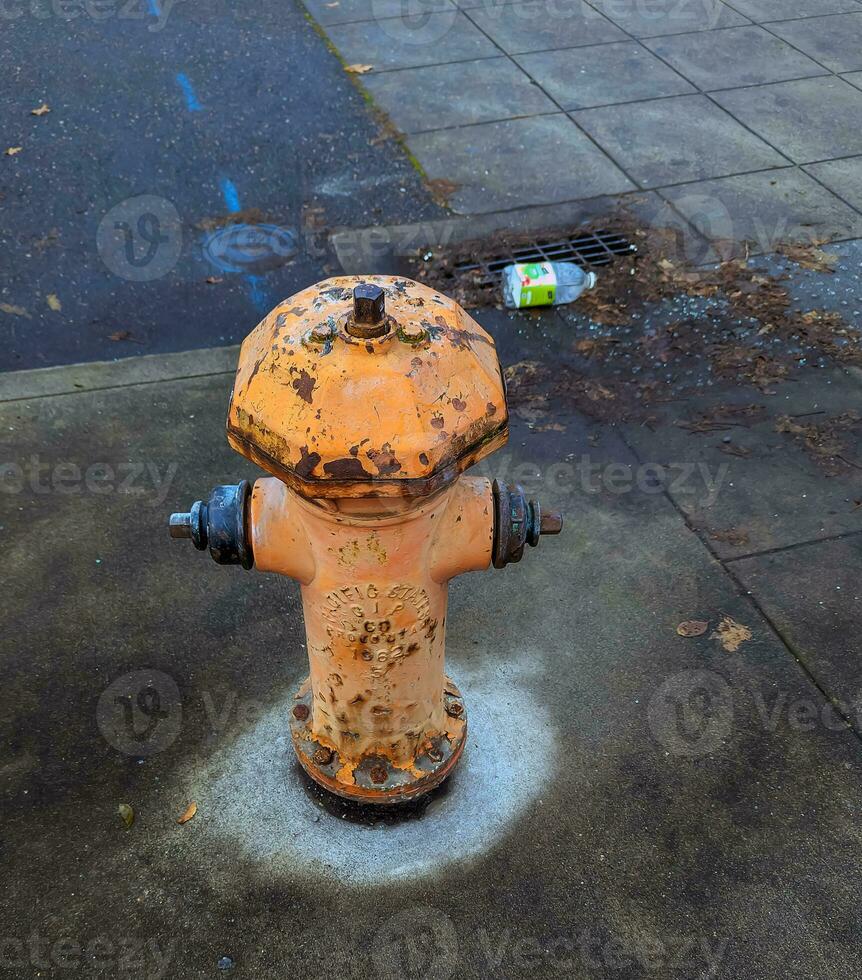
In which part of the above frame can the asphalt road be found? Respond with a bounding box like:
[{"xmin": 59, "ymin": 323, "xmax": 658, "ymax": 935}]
[{"xmin": 0, "ymin": 0, "xmax": 442, "ymax": 371}]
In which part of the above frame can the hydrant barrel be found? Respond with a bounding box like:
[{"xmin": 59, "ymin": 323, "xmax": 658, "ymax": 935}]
[{"xmin": 169, "ymin": 276, "xmax": 563, "ymax": 804}]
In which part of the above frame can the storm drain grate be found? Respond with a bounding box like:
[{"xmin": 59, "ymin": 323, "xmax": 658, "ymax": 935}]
[{"xmin": 452, "ymin": 229, "xmax": 636, "ymax": 287}]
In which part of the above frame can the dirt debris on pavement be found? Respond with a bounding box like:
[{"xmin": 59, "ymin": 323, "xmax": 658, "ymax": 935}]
[
  {"xmin": 774, "ymin": 410, "xmax": 862, "ymax": 475},
  {"xmin": 674, "ymin": 403, "xmax": 768, "ymax": 432},
  {"xmin": 710, "ymin": 528, "xmax": 751, "ymax": 547},
  {"xmin": 410, "ymin": 223, "xmax": 862, "ymax": 424}
]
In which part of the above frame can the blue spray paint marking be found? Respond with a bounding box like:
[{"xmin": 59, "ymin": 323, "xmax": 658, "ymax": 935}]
[
  {"xmin": 176, "ymin": 73, "xmax": 203, "ymax": 112},
  {"xmin": 147, "ymin": 0, "xmax": 160, "ymax": 16},
  {"xmin": 245, "ymin": 276, "xmax": 268, "ymax": 310},
  {"xmin": 160, "ymin": 12, "xmax": 267, "ymax": 314},
  {"xmin": 216, "ymin": 178, "xmax": 270, "ymax": 313},
  {"xmin": 219, "ymin": 177, "xmax": 241, "ymax": 214}
]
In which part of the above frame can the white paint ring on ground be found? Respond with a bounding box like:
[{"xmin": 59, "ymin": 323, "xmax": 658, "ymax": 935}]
[{"xmin": 184, "ymin": 656, "xmax": 553, "ymax": 886}]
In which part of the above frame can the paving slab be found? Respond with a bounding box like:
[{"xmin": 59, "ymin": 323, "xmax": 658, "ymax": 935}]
[
  {"xmin": 361, "ymin": 57, "xmax": 556, "ymax": 132},
  {"xmin": 586, "ymin": 0, "xmax": 750, "ymax": 36},
  {"xmin": 328, "ymin": 190, "xmax": 716, "ymax": 273},
  {"xmin": 765, "ymin": 11, "xmax": 862, "ymax": 73},
  {"xmin": 643, "ymin": 24, "xmax": 827, "ymax": 90},
  {"xmin": 732, "ymin": 535, "xmax": 862, "ymax": 708},
  {"xmin": 407, "ymin": 114, "xmax": 636, "ymax": 213},
  {"xmin": 326, "ymin": 10, "xmax": 498, "ymax": 70},
  {"xmin": 302, "ymin": 0, "xmax": 457, "ymax": 26},
  {"xmin": 4, "ymin": 341, "xmax": 862, "ymax": 977},
  {"xmin": 621, "ymin": 367, "xmax": 862, "ymax": 560},
  {"xmin": 514, "ymin": 41, "xmax": 695, "ymax": 109},
  {"xmin": 712, "ymin": 76, "xmax": 862, "ymax": 165},
  {"xmin": 0, "ymin": 344, "xmax": 240, "ymax": 402},
  {"xmin": 659, "ymin": 169, "xmax": 862, "ymax": 255},
  {"xmin": 843, "ymin": 69, "xmax": 862, "ymax": 90},
  {"xmin": 803, "ymin": 156, "xmax": 862, "ymax": 213},
  {"xmin": 302, "ymin": 0, "xmax": 456, "ymax": 25},
  {"xmin": 465, "ymin": 0, "xmax": 628, "ymax": 53},
  {"xmin": 728, "ymin": 0, "xmax": 860, "ymax": 18},
  {"xmin": 573, "ymin": 94, "xmax": 787, "ymax": 188}
]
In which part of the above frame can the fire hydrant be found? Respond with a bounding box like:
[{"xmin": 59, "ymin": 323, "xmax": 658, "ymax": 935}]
[{"xmin": 169, "ymin": 277, "xmax": 561, "ymax": 804}]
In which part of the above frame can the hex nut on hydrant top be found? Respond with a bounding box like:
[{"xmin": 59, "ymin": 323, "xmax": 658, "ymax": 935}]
[{"xmin": 169, "ymin": 277, "xmax": 562, "ymax": 804}]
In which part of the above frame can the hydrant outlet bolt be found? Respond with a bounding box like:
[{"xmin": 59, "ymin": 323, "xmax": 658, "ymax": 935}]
[
  {"xmin": 540, "ymin": 511, "xmax": 563, "ymax": 535},
  {"xmin": 167, "ymin": 486, "xmax": 253, "ymax": 567},
  {"xmin": 169, "ymin": 513, "xmax": 193, "ymax": 539}
]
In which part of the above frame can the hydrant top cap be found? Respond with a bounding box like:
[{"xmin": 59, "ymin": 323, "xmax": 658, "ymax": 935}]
[{"xmin": 226, "ymin": 275, "xmax": 509, "ymax": 498}]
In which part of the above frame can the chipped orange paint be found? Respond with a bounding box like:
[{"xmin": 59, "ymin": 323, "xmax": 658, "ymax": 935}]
[
  {"xmin": 228, "ymin": 276, "xmax": 515, "ymax": 802},
  {"xmin": 170, "ymin": 276, "xmax": 563, "ymax": 802},
  {"xmin": 251, "ymin": 476, "xmax": 491, "ymax": 794},
  {"xmin": 226, "ymin": 276, "xmax": 508, "ymax": 498}
]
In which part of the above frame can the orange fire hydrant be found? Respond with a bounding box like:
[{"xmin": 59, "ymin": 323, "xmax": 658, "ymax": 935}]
[{"xmin": 169, "ymin": 277, "xmax": 561, "ymax": 804}]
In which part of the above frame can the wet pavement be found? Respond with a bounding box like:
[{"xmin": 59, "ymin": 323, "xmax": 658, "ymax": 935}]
[
  {"xmin": 303, "ymin": 0, "xmax": 862, "ymax": 248},
  {"xmin": 0, "ymin": 0, "xmax": 443, "ymax": 371},
  {"xmin": 2, "ymin": 253, "xmax": 861, "ymax": 977},
  {"xmin": 3, "ymin": 3, "xmax": 862, "ymax": 973}
]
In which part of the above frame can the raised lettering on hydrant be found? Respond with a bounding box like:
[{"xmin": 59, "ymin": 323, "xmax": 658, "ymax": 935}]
[{"xmin": 169, "ymin": 277, "xmax": 561, "ymax": 804}]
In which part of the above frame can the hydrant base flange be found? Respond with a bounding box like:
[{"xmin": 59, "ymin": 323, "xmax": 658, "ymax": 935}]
[{"xmin": 289, "ymin": 676, "xmax": 467, "ymax": 805}]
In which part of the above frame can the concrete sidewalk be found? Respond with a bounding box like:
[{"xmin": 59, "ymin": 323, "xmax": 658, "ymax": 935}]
[
  {"xmin": 308, "ymin": 0, "xmax": 862, "ymax": 250},
  {"xmin": 2, "ymin": 279, "xmax": 862, "ymax": 976}
]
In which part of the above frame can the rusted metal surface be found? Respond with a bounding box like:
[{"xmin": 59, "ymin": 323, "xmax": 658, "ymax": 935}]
[
  {"xmin": 492, "ymin": 479, "xmax": 563, "ymax": 569},
  {"xmin": 226, "ymin": 276, "xmax": 508, "ymax": 499},
  {"xmin": 251, "ymin": 475, "xmax": 489, "ymax": 801},
  {"xmin": 289, "ymin": 676, "xmax": 467, "ymax": 804},
  {"xmin": 169, "ymin": 481, "xmax": 253, "ymax": 568},
  {"xmin": 171, "ymin": 276, "xmax": 563, "ymax": 804}
]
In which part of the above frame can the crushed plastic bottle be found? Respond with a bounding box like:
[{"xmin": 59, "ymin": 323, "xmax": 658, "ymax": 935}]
[{"xmin": 502, "ymin": 261, "xmax": 597, "ymax": 309}]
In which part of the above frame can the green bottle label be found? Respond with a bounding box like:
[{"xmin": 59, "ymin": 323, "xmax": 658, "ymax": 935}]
[{"xmin": 512, "ymin": 263, "xmax": 557, "ymax": 308}]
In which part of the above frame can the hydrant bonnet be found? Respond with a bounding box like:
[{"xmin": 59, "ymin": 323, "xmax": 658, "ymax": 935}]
[{"xmin": 225, "ymin": 277, "xmax": 509, "ymax": 498}]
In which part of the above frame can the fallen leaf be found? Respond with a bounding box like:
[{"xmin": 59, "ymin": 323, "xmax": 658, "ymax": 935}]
[
  {"xmin": 677, "ymin": 619, "xmax": 709, "ymax": 637},
  {"xmin": 0, "ymin": 303, "xmax": 30, "ymax": 318},
  {"xmin": 177, "ymin": 802, "xmax": 197, "ymax": 825},
  {"xmin": 118, "ymin": 803, "xmax": 134, "ymax": 828},
  {"xmin": 31, "ymin": 103, "xmax": 51, "ymax": 116},
  {"xmin": 193, "ymin": 206, "xmax": 271, "ymax": 232},
  {"xmin": 777, "ymin": 242, "xmax": 837, "ymax": 273},
  {"xmin": 46, "ymin": 293, "xmax": 61, "ymax": 311},
  {"xmin": 205, "ymin": 276, "xmax": 223, "ymax": 284},
  {"xmin": 5, "ymin": 146, "xmax": 22, "ymax": 156},
  {"xmin": 344, "ymin": 64, "xmax": 373, "ymax": 74},
  {"xmin": 32, "ymin": 228, "xmax": 60, "ymax": 251},
  {"xmin": 426, "ymin": 178, "xmax": 459, "ymax": 206},
  {"xmin": 107, "ymin": 329, "xmax": 144, "ymax": 343},
  {"xmin": 711, "ymin": 615, "xmax": 752, "ymax": 653}
]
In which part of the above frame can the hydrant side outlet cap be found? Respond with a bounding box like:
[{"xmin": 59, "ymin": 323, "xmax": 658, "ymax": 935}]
[{"xmin": 226, "ymin": 276, "xmax": 509, "ymax": 498}]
